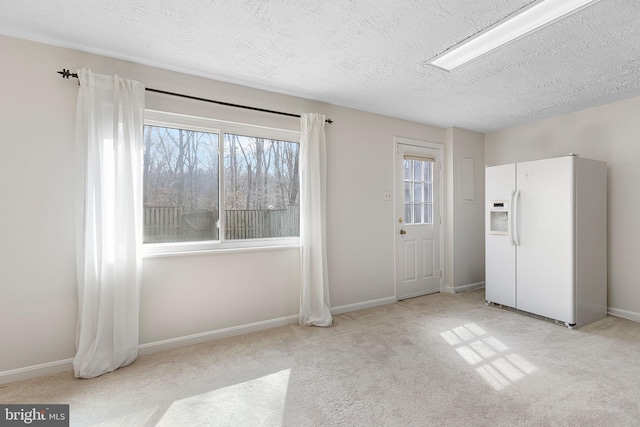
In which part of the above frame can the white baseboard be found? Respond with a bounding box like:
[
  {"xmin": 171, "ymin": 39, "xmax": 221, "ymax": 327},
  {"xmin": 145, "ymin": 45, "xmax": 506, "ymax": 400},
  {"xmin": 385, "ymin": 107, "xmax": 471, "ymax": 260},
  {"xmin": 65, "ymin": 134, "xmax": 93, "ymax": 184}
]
[
  {"xmin": 0, "ymin": 315, "xmax": 299, "ymax": 385},
  {"xmin": 608, "ymin": 307, "xmax": 640, "ymax": 323},
  {"xmin": 0, "ymin": 290, "xmax": 494, "ymax": 385},
  {"xmin": 138, "ymin": 314, "xmax": 299, "ymax": 355},
  {"xmin": 443, "ymin": 281, "xmax": 485, "ymax": 294},
  {"xmin": 331, "ymin": 296, "xmax": 397, "ymax": 315},
  {"xmin": 0, "ymin": 358, "xmax": 74, "ymax": 385}
]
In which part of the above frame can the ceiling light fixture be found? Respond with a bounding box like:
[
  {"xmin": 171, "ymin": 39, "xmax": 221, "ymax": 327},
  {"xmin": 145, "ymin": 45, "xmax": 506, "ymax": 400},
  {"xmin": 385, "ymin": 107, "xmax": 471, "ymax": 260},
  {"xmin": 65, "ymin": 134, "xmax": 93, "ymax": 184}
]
[{"xmin": 428, "ymin": 0, "xmax": 601, "ymax": 71}]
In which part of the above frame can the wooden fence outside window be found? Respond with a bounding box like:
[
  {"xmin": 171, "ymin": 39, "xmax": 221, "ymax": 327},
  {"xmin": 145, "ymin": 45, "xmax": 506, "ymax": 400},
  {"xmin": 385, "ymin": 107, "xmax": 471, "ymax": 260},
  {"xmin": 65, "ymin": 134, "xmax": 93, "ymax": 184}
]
[{"xmin": 143, "ymin": 206, "xmax": 299, "ymax": 243}]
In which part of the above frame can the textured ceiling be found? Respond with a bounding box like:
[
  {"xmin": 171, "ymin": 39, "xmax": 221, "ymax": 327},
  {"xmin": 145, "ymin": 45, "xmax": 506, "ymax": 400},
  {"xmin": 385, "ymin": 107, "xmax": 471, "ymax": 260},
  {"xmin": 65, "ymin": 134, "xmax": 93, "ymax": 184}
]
[{"xmin": 1, "ymin": 0, "xmax": 639, "ymax": 132}]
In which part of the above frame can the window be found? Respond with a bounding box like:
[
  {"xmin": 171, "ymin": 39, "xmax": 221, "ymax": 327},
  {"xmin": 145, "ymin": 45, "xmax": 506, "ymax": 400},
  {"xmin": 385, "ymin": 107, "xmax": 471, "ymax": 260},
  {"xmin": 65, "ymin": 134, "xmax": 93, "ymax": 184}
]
[
  {"xmin": 143, "ymin": 110, "xmax": 300, "ymax": 252},
  {"xmin": 224, "ymin": 133, "xmax": 299, "ymax": 239},
  {"xmin": 143, "ymin": 125, "xmax": 220, "ymax": 243},
  {"xmin": 403, "ymin": 157, "xmax": 433, "ymax": 224}
]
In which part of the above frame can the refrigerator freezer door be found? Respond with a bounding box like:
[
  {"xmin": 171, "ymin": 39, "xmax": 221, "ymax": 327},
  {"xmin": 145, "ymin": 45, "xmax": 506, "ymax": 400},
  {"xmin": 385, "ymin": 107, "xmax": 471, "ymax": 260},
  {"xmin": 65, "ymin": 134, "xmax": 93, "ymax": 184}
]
[
  {"xmin": 485, "ymin": 164, "xmax": 516, "ymax": 307},
  {"xmin": 516, "ymin": 156, "xmax": 576, "ymax": 324}
]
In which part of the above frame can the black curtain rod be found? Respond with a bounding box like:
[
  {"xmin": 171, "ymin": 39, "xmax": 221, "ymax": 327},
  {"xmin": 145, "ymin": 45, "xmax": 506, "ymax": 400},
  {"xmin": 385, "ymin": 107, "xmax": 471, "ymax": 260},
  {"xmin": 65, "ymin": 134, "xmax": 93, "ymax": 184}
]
[{"xmin": 57, "ymin": 69, "xmax": 333, "ymax": 124}]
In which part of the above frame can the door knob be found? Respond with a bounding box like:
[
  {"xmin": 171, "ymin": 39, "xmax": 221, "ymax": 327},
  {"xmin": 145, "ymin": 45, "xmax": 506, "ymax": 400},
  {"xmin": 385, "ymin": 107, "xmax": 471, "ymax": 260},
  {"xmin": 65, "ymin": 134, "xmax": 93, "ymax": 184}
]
[{"xmin": 400, "ymin": 229, "xmax": 406, "ymax": 235}]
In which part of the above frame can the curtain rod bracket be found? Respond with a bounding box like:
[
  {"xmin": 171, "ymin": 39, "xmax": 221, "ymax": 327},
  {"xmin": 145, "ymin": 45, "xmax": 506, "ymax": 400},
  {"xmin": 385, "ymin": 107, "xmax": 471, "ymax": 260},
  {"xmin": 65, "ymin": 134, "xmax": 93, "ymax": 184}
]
[
  {"xmin": 57, "ymin": 69, "xmax": 333, "ymax": 124},
  {"xmin": 58, "ymin": 69, "xmax": 78, "ymax": 79}
]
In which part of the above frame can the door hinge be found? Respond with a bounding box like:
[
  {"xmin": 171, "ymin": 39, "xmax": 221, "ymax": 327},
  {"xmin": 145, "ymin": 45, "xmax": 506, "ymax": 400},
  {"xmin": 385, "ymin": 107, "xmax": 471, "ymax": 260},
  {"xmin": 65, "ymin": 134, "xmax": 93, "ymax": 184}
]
[{"xmin": 439, "ymin": 271, "xmax": 442, "ymax": 279}]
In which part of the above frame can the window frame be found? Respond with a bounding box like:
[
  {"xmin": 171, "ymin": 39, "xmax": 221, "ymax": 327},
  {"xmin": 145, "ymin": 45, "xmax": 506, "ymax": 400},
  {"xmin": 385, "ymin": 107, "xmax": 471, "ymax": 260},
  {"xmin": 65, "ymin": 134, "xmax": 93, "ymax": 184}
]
[
  {"xmin": 403, "ymin": 157, "xmax": 434, "ymax": 225},
  {"xmin": 142, "ymin": 109, "xmax": 301, "ymax": 257}
]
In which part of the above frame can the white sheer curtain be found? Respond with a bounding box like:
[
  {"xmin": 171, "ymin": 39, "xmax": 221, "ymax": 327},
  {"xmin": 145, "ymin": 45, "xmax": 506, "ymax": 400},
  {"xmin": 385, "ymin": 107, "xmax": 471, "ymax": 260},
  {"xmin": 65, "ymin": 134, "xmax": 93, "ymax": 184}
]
[
  {"xmin": 74, "ymin": 69, "xmax": 145, "ymax": 378},
  {"xmin": 299, "ymin": 113, "xmax": 333, "ymax": 327}
]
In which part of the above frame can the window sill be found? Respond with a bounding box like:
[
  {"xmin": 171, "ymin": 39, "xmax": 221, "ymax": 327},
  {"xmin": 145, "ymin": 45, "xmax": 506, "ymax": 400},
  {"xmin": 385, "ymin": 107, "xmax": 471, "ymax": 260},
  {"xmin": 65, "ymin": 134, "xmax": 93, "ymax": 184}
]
[{"xmin": 142, "ymin": 238, "xmax": 300, "ymax": 259}]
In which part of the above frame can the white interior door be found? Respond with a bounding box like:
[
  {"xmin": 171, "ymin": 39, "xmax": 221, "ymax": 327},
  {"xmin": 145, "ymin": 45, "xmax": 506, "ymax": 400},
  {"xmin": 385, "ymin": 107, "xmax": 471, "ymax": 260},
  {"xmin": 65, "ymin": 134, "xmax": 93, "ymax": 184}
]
[{"xmin": 395, "ymin": 140, "xmax": 442, "ymax": 300}]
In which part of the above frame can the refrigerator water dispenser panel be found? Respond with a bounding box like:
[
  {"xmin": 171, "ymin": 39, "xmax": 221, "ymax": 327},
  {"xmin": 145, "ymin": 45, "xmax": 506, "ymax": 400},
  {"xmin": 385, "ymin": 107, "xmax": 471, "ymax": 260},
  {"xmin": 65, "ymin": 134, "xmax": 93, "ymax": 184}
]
[{"xmin": 489, "ymin": 201, "xmax": 509, "ymax": 235}]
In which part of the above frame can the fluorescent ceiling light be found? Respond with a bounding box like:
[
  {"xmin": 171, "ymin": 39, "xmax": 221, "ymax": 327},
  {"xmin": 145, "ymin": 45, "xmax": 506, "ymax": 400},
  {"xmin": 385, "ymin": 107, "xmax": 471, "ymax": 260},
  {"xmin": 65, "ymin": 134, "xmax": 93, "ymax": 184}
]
[{"xmin": 428, "ymin": 0, "xmax": 601, "ymax": 71}]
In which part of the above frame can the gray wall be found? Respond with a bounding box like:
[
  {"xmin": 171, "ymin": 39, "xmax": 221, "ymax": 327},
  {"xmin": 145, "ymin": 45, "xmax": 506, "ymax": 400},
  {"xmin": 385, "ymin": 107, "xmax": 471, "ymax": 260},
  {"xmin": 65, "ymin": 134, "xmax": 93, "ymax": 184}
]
[{"xmin": 445, "ymin": 128, "xmax": 486, "ymax": 292}]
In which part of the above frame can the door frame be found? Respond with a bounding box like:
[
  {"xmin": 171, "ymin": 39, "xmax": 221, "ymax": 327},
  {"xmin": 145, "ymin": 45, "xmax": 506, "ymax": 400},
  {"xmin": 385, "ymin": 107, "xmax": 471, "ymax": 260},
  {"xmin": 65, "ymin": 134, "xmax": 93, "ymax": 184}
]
[{"xmin": 393, "ymin": 137, "xmax": 444, "ymax": 300}]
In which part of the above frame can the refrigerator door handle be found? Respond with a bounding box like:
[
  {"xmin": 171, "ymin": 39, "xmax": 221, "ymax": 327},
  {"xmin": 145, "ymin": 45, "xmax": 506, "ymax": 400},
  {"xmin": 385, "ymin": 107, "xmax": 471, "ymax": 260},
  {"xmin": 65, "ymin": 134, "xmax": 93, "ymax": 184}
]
[
  {"xmin": 513, "ymin": 190, "xmax": 521, "ymax": 246},
  {"xmin": 508, "ymin": 190, "xmax": 516, "ymax": 246}
]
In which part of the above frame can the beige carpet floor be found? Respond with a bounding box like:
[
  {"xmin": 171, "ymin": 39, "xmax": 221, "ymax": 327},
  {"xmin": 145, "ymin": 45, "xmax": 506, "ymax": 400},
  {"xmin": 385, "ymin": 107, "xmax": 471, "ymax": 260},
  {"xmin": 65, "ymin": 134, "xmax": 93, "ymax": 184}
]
[{"xmin": 2, "ymin": 289, "xmax": 640, "ymax": 426}]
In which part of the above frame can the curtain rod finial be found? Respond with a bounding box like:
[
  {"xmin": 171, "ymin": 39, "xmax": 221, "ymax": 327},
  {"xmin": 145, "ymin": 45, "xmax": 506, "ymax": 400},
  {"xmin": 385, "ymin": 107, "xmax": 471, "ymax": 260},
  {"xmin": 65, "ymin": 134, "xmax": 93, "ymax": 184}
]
[{"xmin": 58, "ymin": 69, "xmax": 78, "ymax": 79}]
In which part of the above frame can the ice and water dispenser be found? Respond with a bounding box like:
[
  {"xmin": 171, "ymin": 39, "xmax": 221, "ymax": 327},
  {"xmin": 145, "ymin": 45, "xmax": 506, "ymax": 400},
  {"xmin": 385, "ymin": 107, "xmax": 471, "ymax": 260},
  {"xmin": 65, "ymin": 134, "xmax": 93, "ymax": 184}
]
[{"xmin": 489, "ymin": 201, "xmax": 509, "ymax": 235}]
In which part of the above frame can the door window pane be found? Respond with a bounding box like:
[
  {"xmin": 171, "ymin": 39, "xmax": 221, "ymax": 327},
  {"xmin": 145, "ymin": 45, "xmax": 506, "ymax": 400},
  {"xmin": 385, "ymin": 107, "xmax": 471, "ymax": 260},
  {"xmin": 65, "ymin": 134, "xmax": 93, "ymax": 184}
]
[
  {"xmin": 414, "ymin": 204, "xmax": 423, "ymax": 224},
  {"xmin": 403, "ymin": 158, "xmax": 434, "ymax": 225},
  {"xmin": 405, "ymin": 204, "xmax": 413, "ymax": 224},
  {"xmin": 424, "ymin": 162, "xmax": 432, "ymax": 182},
  {"xmin": 414, "ymin": 182, "xmax": 423, "ymax": 203},
  {"xmin": 413, "ymin": 161, "xmax": 422, "ymax": 181},
  {"xmin": 424, "ymin": 183, "xmax": 432, "ymax": 204},
  {"xmin": 404, "ymin": 182, "xmax": 412, "ymax": 203},
  {"xmin": 425, "ymin": 203, "xmax": 433, "ymax": 224}
]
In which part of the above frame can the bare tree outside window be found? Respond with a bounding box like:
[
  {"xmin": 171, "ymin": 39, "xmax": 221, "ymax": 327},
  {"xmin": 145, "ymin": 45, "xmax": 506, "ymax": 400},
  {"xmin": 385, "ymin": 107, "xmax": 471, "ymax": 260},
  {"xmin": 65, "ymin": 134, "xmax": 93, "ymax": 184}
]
[
  {"xmin": 224, "ymin": 133, "xmax": 300, "ymax": 239},
  {"xmin": 143, "ymin": 125, "xmax": 219, "ymax": 243},
  {"xmin": 142, "ymin": 123, "xmax": 299, "ymax": 244}
]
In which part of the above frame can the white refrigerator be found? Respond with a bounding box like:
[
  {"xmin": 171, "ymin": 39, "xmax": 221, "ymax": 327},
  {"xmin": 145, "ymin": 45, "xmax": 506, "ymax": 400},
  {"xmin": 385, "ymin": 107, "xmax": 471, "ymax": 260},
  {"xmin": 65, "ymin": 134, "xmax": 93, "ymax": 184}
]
[{"xmin": 485, "ymin": 155, "xmax": 607, "ymax": 328}]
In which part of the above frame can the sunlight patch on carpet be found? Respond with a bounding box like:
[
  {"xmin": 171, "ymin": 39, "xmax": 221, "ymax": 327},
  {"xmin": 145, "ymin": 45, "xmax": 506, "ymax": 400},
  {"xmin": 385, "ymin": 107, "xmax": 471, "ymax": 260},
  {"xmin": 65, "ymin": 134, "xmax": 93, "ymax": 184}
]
[
  {"xmin": 440, "ymin": 323, "xmax": 536, "ymax": 391},
  {"xmin": 156, "ymin": 369, "xmax": 290, "ymax": 426}
]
